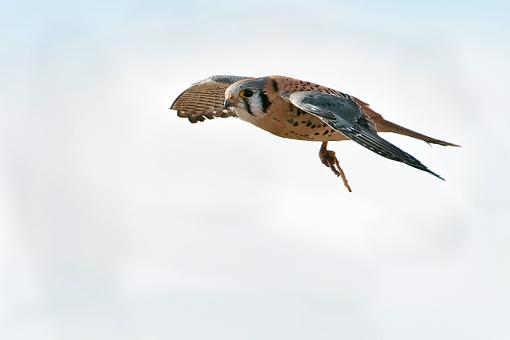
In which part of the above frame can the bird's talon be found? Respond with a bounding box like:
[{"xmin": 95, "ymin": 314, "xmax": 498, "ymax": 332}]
[{"xmin": 319, "ymin": 142, "xmax": 352, "ymax": 192}]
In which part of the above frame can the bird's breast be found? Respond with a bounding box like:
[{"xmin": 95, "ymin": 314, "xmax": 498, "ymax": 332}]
[{"xmin": 236, "ymin": 105, "xmax": 347, "ymax": 142}]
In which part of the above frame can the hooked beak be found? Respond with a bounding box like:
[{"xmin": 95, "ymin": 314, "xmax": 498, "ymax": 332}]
[{"xmin": 223, "ymin": 98, "xmax": 232, "ymax": 110}]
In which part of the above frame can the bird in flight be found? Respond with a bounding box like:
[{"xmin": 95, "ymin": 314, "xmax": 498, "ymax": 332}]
[{"xmin": 170, "ymin": 75, "xmax": 458, "ymax": 191}]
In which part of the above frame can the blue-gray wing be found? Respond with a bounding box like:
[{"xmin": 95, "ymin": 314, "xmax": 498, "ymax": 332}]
[
  {"xmin": 171, "ymin": 75, "xmax": 251, "ymax": 123},
  {"xmin": 289, "ymin": 91, "xmax": 443, "ymax": 179}
]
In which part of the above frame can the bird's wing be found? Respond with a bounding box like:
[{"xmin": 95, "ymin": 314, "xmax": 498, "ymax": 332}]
[
  {"xmin": 171, "ymin": 75, "xmax": 251, "ymax": 123},
  {"xmin": 289, "ymin": 91, "xmax": 443, "ymax": 179}
]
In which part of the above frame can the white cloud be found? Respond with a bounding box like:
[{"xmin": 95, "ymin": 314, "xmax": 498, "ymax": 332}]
[{"xmin": 1, "ymin": 1, "xmax": 509, "ymax": 339}]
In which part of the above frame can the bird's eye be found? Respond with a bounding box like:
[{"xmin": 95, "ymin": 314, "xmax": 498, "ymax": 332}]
[{"xmin": 240, "ymin": 89, "xmax": 253, "ymax": 98}]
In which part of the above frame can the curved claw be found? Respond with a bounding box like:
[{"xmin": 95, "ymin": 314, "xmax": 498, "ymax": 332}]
[{"xmin": 319, "ymin": 142, "xmax": 352, "ymax": 192}]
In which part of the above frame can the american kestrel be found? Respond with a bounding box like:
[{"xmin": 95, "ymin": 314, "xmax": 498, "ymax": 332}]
[{"xmin": 170, "ymin": 75, "xmax": 458, "ymax": 191}]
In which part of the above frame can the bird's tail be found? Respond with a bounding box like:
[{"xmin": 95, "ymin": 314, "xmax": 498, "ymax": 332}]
[{"xmin": 376, "ymin": 119, "xmax": 460, "ymax": 147}]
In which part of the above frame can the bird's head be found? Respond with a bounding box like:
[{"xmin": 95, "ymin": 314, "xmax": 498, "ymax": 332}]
[{"xmin": 224, "ymin": 78, "xmax": 272, "ymax": 118}]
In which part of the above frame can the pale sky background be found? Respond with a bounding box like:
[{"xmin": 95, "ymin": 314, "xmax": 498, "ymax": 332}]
[{"xmin": 1, "ymin": 1, "xmax": 510, "ymax": 339}]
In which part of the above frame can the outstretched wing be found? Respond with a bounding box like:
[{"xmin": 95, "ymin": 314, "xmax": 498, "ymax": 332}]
[
  {"xmin": 289, "ymin": 91, "xmax": 444, "ymax": 180},
  {"xmin": 171, "ymin": 75, "xmax": 251, "ymax": 123}
]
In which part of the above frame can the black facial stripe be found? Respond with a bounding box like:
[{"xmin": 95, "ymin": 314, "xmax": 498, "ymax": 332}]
[
  {"xmin": 271, "ymin": 79, "xmax": 279, "ymax": 92},
  {"xmin": 260, "ymin": 91, "xmax": 271, "ymax": 113},
  {"xmin": 242, "ymin": 98, "xmax": 254, "ymax": 116}
]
